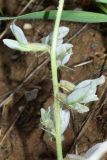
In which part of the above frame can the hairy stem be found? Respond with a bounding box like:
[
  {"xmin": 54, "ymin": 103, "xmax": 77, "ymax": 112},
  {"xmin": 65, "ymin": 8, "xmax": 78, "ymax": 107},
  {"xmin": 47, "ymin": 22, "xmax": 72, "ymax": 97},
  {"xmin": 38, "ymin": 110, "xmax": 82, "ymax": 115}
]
[{"xmin": 50, "ymin": 0, "xmax": 65, "ymax": 160}]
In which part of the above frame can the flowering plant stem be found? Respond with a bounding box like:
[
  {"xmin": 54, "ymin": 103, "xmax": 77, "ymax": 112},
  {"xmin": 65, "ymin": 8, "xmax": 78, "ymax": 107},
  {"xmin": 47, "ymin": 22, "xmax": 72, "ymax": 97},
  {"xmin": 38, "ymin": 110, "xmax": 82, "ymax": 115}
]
[{"xmin": 50, "ymin": 0, "xmax": 64, "ymax": 160}]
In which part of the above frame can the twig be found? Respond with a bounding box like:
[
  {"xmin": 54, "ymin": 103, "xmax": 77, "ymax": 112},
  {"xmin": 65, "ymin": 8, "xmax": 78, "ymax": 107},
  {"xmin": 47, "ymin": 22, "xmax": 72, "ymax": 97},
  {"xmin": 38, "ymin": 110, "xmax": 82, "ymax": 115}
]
[
  {"xmin": 74, "ymin": 59, "xmax": 93, "ymax": 68},
  {"xmin": 0, "ymin": 58, "xmax": 49, "ymax": 108},
  {"xmin": 67, "ymin": 24, "xmax": 88, "ymax": 42},
  {"xmin": 0, "ymin": 0, "xmax": 34, "ymax": 39},
  {"xmin": 0, "ymin": 110, "xmax": 23, "ymax": 147}
]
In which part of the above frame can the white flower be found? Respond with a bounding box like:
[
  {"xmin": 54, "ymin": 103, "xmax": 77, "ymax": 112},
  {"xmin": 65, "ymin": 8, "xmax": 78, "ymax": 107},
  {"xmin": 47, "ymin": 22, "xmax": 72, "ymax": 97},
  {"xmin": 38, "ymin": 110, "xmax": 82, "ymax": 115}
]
[
  {"xmin": 40, "ymin": 107, "xmax": 70, "ymax": 137},
  {"xmin": 56, "ymin": 43, "xmax": 73, "ymax": 66},
  {"xmin": 85, "ymin": 141, "xmax": 107, "ymax": 160},
  {"xmin": 3, "ymin": 39, "xmax": 23, "ymax": 50},
  {"xmin": 3, "ymin": 23, "xmax": 28, "ymax": 50},
  {"xmin": 10, "ymin": 23, "xmax": 28, "ymax": 44},
  {"xmin": 60, "ymin": 108, "xmax": 70, "ymax": 135},
  {"xmin": 3, "ymin": 24, "xmax": 49, "ymax": 52},
  {"xmin": 42, "ymin": 26, "xmax": 69, "ymax": 45},
  {"xmin": 72, "ymin": 103, "xmax": 90, "ymax": 113},
  {"xmin": 41, "ymin": 26, "xmax": 73, "ymax": 66},
  {"xmin": 67, "ymin": 75, "xmax": 105, "ymax": 113},
  {"xmin": 64, "ymin": 140, "xmax": 107, "ymax": 160},
  {"xmin": 40, "ymin": 107, "xmax": 54, "ymax": 134}
]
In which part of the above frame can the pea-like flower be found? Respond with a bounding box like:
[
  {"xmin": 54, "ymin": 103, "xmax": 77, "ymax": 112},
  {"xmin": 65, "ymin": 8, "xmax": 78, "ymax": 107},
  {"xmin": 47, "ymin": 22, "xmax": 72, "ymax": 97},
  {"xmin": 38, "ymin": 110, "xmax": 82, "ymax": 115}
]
[
  {"xmin": 40, "ymin": 107, "xmax": 70, "ymax": 138},
  {"xmin": 64, "ymin": 140, "xmax": 107, "ymax": 160},
  {"xmin": 56, "ymin": 43, "xmax": 73, "ymax": 66},
  {"xmin": 66, "ymin": 75, "xmax": 105, "ymax": 113},
  {"xmin": 42, "ymin": 26, "xmax": 69, "ymax": 45},
  {"xmin": 42, "ymin": 26, "xmax": 73, "ymax": 66},
  {"xmin": 3, "ymin": 23, "xmax": 49, "ymax": 52}
]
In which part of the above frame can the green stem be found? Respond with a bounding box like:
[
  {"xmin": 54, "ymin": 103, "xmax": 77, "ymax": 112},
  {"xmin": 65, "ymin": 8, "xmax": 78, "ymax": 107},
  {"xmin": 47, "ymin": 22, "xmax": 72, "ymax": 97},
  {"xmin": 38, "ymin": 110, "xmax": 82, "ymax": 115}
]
[{"xmin": 50, "ymin": 0, "xmax": 64, "ymax": 160}]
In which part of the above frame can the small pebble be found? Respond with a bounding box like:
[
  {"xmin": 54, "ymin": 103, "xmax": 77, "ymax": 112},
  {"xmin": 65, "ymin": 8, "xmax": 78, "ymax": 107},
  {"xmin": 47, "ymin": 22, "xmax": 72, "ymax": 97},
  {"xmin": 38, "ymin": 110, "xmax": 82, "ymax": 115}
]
[
  {"xmin": 25, "ymin": 89, "xmax": 39, "ymax": 102},
  {"xmin": 18, "ymin": 106, "xmax": 25, "ymax": 112},
  {"xmin": 23, "ymin": 23, "xmax": 33, "ymax": 30}
]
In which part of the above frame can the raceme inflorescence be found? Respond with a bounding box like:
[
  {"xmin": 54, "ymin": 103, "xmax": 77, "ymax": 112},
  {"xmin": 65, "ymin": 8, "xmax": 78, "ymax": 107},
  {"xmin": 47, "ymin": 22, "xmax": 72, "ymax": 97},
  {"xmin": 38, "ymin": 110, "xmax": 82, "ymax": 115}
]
[{"xmin": 3, "ymin": 23, "xmax": 106, "ymax": 160}]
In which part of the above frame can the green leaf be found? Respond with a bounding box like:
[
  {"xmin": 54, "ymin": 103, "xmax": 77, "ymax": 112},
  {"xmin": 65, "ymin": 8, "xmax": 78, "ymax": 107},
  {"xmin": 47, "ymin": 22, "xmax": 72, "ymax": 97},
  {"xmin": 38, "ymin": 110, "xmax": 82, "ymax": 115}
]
[
  {"xmin": 1, "ymin": 10, "xmax": 107, "ymax": 23},
  {"xmin": 96, "ymin": 0, "xmax": 107, "ymax": 4}
]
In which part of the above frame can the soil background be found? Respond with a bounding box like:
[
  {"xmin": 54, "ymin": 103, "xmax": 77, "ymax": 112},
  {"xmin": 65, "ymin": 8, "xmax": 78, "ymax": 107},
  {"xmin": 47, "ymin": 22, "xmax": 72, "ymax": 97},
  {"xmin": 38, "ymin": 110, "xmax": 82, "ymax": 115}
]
[{"xmin": 0, "ymin": 0, "xmax": 107, "ymax": 160}]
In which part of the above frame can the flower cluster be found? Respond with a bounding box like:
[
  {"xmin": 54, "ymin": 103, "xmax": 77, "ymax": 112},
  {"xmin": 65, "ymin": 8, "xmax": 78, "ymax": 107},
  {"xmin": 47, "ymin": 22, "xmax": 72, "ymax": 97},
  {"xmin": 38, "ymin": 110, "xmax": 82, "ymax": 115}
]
[
  {"xmin": 40, "ymin": 107, "xmax": 70, "ymax": 138},
  {"xmin": 3, "ymin": 24, "xmax": 73, "ymax": 67},
  {"xmin": 2, "ymin": 24, "xmax": 106, "ymax": 141},
  {"xmin": 3, "ymin": 23, "xmax": 49, "ymax": 52},
  {"xmin": 42, "ymin": 26, "xmax": 73, "ymax": 66},
  {"xmin": 59, "ymin": 75, "xmax": 105, "ymax": 113}
]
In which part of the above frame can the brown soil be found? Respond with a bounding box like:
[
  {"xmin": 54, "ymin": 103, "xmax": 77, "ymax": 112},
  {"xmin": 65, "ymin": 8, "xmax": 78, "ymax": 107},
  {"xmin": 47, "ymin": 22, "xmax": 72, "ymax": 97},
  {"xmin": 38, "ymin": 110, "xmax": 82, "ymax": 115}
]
[{"xmin": 0, "ymin": 0, "xmax": 107, "ymax": 160}]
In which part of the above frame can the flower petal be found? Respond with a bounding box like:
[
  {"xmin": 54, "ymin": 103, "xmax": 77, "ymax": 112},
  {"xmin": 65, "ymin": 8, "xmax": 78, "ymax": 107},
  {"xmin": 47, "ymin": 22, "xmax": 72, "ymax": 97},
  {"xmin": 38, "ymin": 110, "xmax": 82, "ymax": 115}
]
[
  {"xmin": 67, "ymin": 85, "xmax": 90, "ymax": 104},
  {"xmin": 57, "ymin": 27, "xmax": 69, "ymax": 39},
  {"xmin": 60, "ymin": 109, "xmax": 70, "ymax": 134},
  {"xmin": 64, "ymin": 154, "xmax": 85, "ymax": 160},
  {"xmin": 81, "ymin": 94, "xmax": 98, "ymax": 103},
  {"xmin": 3, "ymin": 39, "xmax": 21, "ymax": 50},
  {"xmin": 76, "ymin": 75, "xmax": 105, "ymax": 89},
  {"xmin": 69, "ymin": 103, "xmax": 89, "ymax": 113},
  {"xmin": 41, "ymin": 34, "xmax": 52, "ymax": 45},
  {"xmin": 62, "ymin": 53, "xmax": 71, "ymax": 65},
  {"xmin": 56, "ymin": 43, "xmax": 73, "ymax": 56},
  {"xmin": 41, "ymin": 26, "xmax": 69, "ymax": 45},
  {"xmin": 67, "ymin": 75, "xmax": 105, "ymax": 105},
  {"xmin": 10, "ymin": 23, "xmax": 28, "ymax": 44},
  {"xmin": 85, "ymin": 141, "xmax": 107, "ymax": 160},
  {"xmin": 85, "ymin": 143, "xmax": 102, "ymax": 158},
  {"xmin": 3, "ymin": 39, "xmax": 50, "ymax": 52},
  {"xmin": 94, "ymin": 75, "xmax": 105, "ymax": 85}
]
